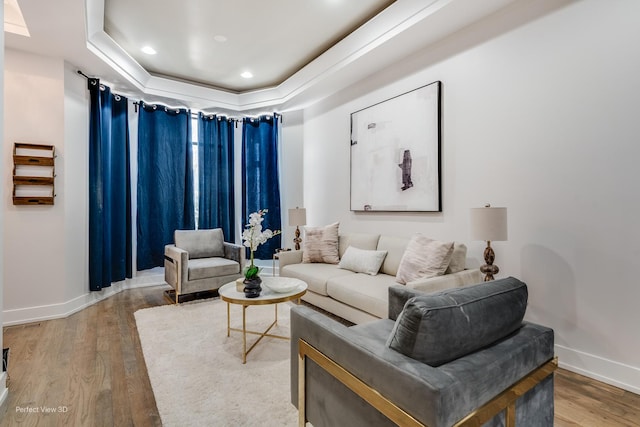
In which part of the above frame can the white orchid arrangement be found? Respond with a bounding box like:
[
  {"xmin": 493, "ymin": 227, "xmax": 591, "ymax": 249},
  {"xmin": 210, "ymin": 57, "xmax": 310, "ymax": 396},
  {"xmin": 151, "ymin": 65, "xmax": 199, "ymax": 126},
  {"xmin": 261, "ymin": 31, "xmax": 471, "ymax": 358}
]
[{"xmin": 242, "ymin": 209, "xmax": 281, "ymax": 279}]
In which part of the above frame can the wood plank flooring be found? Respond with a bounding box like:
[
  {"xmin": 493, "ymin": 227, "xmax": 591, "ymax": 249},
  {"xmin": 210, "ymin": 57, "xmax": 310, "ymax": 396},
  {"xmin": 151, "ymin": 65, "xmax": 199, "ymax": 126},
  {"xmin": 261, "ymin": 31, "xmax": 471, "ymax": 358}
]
[{"xmin": 2, "ymin": 285, "xmax": 639, "ymax": 426}]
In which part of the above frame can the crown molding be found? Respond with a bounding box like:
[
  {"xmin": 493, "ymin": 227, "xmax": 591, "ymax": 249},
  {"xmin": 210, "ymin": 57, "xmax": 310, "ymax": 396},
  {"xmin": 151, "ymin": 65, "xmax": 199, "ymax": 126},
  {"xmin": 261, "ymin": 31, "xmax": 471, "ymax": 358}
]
[{"xmin": 85, "ymin": 0, "xmax": 516, "ymax": 112}]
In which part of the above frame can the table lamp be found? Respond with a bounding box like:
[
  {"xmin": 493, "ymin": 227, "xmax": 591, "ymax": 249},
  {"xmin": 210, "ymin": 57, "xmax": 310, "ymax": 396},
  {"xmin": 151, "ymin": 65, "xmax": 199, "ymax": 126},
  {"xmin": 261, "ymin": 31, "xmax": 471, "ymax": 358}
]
[
  {"xmin": 288, "ymin": 207, "xmax": 307, "ymax": 250},
  {"xmin": 470, "ymin": 204, "xmax": 508, "ymax": 281}
]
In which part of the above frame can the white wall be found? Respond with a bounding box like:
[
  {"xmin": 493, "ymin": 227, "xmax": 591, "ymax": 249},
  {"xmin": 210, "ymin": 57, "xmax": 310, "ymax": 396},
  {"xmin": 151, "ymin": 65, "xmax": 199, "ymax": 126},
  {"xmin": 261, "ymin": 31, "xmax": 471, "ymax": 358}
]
[
  {"xmin": 303, "ymin": 0, "xmax": 640, "ymax": 393},
  {"xmin": 3, "ymin": 51, "xmax": 159, "ymax": 325},
  {"xmin": 3, "ymin": 50, "xmax": 68, "ymax": 313},
  {"xmin": 63, "ymin": 62, "xmax": 90, "ymax": 302},
  {"xmin": 280, "ymin": 110, "xmax": 304, "ymax": 249},
  {"xmin": 0, "ymin": 2, "xmax": 8, "ymax": 408}
]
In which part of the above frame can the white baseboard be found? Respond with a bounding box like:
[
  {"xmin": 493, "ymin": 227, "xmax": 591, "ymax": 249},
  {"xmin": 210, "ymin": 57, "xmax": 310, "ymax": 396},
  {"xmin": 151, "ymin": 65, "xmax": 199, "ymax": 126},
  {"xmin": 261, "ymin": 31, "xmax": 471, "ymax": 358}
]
[
  {"xmin": 2, "ymin": 273, "xmax": 167, "ymax": 327},
  {"xmin": 0, "ymin": 373, "xmax": 8, "ymax": 416},
  {"xmin": 555, "ymin": 344, "xmax": 640, "ymax": 394}
]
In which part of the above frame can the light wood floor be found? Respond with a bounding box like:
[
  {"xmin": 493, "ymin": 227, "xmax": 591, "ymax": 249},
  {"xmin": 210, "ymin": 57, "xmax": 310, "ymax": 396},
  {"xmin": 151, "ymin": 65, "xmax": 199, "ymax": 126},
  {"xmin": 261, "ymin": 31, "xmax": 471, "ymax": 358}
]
[{"xmin": 1, "ymin": 286, "xmax": 639, "ymax": 427}]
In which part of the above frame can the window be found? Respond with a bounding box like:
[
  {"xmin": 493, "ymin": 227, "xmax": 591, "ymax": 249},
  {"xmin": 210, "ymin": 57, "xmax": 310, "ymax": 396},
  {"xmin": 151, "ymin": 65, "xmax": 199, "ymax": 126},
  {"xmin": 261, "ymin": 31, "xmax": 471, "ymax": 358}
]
[{"xmin": 192, "ymin": 116, "xmax": 199, "ymax": 227}]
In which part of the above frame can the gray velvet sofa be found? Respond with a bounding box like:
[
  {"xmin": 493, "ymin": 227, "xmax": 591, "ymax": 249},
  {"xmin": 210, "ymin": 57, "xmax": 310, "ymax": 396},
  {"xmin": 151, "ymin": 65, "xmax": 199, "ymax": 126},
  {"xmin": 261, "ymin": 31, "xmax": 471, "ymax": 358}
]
[
  {"xmin": 164, "ymin": 228, "xmax": 245, "ymax": 303},
  {"xmin": 291, "ymin": 277, "xmax": 557, "ymax": 427},
  {"xmin": 278, "ymin": 232, "xmax": 482, "ymax": 324}
]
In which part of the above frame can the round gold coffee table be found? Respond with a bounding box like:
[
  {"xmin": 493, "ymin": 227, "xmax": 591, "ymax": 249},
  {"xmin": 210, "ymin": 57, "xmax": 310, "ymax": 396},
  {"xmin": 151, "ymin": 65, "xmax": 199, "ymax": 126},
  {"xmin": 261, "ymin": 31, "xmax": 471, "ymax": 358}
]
[{"xmin": 219, "ymin": 277, "xmax": 307, "ymax": 363}]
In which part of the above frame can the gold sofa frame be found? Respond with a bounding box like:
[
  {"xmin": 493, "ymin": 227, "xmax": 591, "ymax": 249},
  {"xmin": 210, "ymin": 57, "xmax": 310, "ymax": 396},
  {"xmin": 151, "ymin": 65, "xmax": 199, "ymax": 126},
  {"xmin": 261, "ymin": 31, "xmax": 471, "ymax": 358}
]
[{"xmin": 298, "ymin": 339, "xmax": 558, "ymax": 427}]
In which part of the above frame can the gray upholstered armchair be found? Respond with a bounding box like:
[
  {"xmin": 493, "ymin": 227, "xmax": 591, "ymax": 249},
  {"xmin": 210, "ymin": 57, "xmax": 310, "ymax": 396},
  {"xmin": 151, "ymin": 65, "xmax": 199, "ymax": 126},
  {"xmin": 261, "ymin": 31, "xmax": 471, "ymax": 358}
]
[
  {"xmin": 164, "ymin": 228, "xmax": 245, "ymax": 303},
  {"xmin": 291, "ymin": 277, "xmax": 557, "ymax": 427}
]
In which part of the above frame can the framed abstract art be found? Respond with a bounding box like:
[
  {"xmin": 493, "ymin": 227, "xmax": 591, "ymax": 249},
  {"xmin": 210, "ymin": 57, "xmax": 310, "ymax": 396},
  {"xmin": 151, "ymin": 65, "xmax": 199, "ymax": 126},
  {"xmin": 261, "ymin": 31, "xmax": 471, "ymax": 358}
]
[{"xmin": 350, "ymin": 81, "xmax": 441, "ymax": 212}]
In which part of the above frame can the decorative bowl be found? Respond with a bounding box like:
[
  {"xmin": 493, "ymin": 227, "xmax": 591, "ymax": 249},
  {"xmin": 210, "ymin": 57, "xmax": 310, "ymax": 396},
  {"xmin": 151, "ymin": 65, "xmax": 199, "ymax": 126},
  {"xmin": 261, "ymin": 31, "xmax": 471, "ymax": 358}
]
[{"xmin": 264, "ymin": 279, "xmax": 300, "ymax": 293}]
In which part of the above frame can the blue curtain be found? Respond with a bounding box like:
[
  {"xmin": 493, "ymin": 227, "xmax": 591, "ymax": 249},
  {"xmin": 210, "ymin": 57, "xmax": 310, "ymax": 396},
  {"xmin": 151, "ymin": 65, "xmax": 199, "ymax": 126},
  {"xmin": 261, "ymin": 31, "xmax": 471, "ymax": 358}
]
[
  {"xmin": 88, "ymin": 79, "xmax": 132, "ymax": 291},
  {"xmin": 242, "ymin": 114, "xmax": 282, "ymax": 259},
  {"xmin": 198, "ymin": 114, "xmax": 235, "ymax": 240},
  {"xmin": 137, "ymin": 103, "xmax": 195, "ymax": 270}
]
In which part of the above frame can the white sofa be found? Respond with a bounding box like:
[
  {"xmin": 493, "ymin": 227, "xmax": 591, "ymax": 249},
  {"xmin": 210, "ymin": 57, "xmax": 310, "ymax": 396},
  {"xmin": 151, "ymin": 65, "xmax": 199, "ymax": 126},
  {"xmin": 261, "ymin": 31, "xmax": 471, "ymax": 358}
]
[{"xmin": 278, "ymin": 232, "xmax": 482, "ymax": 324}]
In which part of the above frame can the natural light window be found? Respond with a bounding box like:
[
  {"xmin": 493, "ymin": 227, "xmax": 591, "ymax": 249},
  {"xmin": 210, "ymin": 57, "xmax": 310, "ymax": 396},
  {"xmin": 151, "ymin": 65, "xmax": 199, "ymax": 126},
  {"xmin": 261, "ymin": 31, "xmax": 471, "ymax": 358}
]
[{"xmin": 192, "ymin": 116, "xmax": 199, "ymax": 227}]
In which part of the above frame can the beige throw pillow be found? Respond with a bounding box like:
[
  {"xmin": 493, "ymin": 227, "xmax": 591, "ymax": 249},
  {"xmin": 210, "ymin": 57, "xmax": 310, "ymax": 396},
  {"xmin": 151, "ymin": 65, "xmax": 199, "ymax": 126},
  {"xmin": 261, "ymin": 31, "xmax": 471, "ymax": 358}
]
[
  {"xmin": 445, "ymin": 242, "xmax": 467, "ymax": 274},
  {"xmin": 338, "ymin": 246, "xmax": 388, "ymax": 275},
  {"xmin": 395, "ymin": 235, "xmax": 454, "ymax": 284},
  {"xmin": 302, "ymin": 222, "xmax": 340, "ymax": 264}
]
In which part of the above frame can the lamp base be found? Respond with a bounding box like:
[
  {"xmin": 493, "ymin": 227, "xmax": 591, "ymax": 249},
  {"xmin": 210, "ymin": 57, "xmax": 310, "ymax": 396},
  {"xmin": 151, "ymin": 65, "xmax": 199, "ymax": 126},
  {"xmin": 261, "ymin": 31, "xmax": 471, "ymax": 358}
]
[
  {"xmin": 481, "ymin": 241, "xmax": 499, "ymax": 281},
  {"xmin": 293, "ymin": 226, "xmax": 302, "ymax": 251}
]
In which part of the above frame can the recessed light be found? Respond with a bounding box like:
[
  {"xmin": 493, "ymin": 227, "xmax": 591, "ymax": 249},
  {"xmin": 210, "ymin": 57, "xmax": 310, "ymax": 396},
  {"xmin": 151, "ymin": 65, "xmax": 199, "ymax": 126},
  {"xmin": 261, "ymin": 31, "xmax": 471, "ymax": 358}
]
[
  {"xmin": 141, "ymin": 46, "xmax": 157, "ymax": 55},
  {"xmin": 213, "ymin": 35, "xmax": 227, "ymax": 43},
  {"xmin": 241, "ymin": 71, "xmax": 253, "ymax": 79}
]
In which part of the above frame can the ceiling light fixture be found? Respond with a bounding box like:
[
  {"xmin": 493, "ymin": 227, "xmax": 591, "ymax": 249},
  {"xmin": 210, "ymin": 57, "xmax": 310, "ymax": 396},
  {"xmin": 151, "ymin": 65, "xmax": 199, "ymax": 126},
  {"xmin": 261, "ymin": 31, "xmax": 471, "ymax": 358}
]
[
  {"xmin": 241, "ymin": 71, "xmax": 254, "ymax": 79},
  {"xmin": 141, "ymin": 46, "xmax": 157, "ymax": 55},
  {"xmin": 213, "ymin": 35, "xmax": 227, "ymax": 43}
]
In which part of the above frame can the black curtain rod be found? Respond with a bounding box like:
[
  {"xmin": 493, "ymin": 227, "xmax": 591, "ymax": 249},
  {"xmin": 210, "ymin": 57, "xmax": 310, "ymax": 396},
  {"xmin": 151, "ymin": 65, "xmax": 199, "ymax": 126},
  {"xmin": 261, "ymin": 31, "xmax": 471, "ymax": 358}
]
[
  {"xmin": 77, "ymin": 70, "xmax": 283, "ymax": 123},
  {"xmin": 77, "ymin": 70, "xmax": 92, "ymax": 80}
]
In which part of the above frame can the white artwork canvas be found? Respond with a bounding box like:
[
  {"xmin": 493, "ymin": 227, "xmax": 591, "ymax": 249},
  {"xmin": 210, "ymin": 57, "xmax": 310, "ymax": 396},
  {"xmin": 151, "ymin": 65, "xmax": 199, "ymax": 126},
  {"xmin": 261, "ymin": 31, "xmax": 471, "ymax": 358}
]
[{"xmin": 350, "ymin": 81, "xmax": 441, "ymax": 212}]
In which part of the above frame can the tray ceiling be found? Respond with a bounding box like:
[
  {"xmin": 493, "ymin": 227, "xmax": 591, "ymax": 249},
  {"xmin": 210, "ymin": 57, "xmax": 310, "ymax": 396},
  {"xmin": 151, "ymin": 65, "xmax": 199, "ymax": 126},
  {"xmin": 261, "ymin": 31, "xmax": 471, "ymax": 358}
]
[{"xmin": 104, "ymin": 0, "xmax": 395, "ymax": 93}]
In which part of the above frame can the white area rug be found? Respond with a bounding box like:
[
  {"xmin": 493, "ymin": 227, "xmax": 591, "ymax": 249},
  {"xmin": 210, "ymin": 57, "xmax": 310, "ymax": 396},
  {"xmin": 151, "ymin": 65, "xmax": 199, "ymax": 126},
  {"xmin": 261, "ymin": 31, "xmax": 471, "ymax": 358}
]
[{"xmin": 135, "ymin": 298, "xmax": 298, "ymax": 426}]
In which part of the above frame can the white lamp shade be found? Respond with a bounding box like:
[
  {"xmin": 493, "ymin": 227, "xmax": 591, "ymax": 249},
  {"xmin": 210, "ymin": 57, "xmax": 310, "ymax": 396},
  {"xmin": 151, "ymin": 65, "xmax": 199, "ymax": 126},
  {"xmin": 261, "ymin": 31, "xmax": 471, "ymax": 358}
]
[
  {"xmin": 470, "ymin": 207, "xmax": 508, "ymax": 241},
  {"xmin": 288, "ymin": 207, "xmax": 307, "ymax": 227}
]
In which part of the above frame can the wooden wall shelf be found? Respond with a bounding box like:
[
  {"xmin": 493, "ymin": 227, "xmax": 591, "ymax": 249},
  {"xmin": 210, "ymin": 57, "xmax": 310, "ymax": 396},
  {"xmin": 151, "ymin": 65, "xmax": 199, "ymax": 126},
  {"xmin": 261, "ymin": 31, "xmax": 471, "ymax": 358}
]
[{"xmin": 12, "ymin": 143, "xmax": 56, "ymax": 205}]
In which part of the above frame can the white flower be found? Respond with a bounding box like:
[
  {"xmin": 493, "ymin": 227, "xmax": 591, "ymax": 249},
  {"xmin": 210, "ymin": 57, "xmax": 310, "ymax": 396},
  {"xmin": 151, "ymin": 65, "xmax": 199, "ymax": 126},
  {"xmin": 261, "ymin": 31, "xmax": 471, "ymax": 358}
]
[{"xmin": 242, "ymin": 210, "xmax": 281, "ymax": 255}]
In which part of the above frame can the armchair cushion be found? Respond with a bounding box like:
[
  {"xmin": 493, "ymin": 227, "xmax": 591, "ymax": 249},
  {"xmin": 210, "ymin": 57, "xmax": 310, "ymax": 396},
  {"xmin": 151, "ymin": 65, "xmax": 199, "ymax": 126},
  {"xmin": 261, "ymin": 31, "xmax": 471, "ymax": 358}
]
[
  {"xmin": 175, "ymin": 229, "xmax": 225, "ymax": 259},
  {"xmin": 188, "ymin": 257, "xmax": 240, "ymax": 281},
  {"xmin": 386, "ymin": 277, "xmax": 528, "ymax": 366}
]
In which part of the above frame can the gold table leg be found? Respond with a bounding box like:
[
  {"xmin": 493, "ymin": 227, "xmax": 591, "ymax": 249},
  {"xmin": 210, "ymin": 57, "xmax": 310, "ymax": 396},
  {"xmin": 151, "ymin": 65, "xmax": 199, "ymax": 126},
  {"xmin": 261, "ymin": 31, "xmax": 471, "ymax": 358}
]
[
  {"xmin": 227, "ymin": 303, "xmax": 290, "ymax": 364},
  {"xmin": 242, "ymin": 305, "xmax": 247, "ymax": 364}
]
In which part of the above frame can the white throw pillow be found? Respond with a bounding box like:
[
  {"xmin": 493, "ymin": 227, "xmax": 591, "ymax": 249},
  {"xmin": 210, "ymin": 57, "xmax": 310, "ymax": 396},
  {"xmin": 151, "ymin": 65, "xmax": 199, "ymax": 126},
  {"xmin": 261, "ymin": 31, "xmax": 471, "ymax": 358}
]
[
  {"xmin": 395, "ymin": 235, "xmax": 454, "ymax": 284},
  {"xmin": 302, "ymin": 222, "xmax": 340, "ymax": 264},
  {"xmin": 338, "ymin": 246, "xmax": 388, "ymax": 276}
]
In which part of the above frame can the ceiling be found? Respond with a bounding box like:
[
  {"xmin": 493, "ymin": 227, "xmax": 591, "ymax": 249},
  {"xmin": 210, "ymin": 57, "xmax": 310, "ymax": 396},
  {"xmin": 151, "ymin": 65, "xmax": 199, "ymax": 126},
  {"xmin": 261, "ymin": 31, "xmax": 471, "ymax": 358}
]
[
  {"xmin": 4, "ymin": 0, "xmax": 548, "ymax": 112},
  {"xmin": 103, "ymin": 0, "xmax": 395, "ymax": 93}
]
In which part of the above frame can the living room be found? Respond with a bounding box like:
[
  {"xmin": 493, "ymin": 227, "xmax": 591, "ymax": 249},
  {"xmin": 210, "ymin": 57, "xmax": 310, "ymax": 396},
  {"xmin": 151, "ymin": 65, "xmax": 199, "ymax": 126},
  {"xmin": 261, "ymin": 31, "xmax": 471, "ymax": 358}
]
[{"xmin": 2, "ymin": 0, "xmax": 639, "ymax": 425}]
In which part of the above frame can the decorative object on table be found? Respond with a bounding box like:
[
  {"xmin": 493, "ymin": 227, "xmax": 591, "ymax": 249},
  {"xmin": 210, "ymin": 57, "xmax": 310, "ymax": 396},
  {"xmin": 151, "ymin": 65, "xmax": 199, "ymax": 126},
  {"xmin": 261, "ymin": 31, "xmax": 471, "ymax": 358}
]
[
  {"xmin": 350, "ymin": 81, "xmax": 441, "ymax": 212},
  {"xmin": 235, "ymin": 278, "xmax": 245, "ymax": 292},
  {"xmin": 262, "ymin": 277, "xmax": 302, "ymax": 293},
  {"xmin": 288, "ymin": 207, "xmax": 307, "ymax": 250},
  {"xmin": 470, "ymin": 204, "xmax": 508, "ymax": 281},
  {"xmin": 242, "ymin": 209, "xmax": 281, "ymax": 298}
]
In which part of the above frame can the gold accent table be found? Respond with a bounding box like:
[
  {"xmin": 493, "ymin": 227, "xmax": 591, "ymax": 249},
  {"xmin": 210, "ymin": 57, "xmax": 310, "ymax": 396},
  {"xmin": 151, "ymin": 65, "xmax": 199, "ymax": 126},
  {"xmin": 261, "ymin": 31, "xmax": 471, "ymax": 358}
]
[{"xmin": 219, "ymin": 277, "xmax": 307, "ymax": 364}]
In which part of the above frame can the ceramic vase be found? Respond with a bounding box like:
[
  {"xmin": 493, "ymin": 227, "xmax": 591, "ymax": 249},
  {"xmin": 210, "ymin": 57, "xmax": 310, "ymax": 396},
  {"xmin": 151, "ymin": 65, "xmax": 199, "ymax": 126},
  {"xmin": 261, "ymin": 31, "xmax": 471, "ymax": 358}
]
[{"xmin": 243, "ymin": 276, "xmax": 262, "ymax": 298}]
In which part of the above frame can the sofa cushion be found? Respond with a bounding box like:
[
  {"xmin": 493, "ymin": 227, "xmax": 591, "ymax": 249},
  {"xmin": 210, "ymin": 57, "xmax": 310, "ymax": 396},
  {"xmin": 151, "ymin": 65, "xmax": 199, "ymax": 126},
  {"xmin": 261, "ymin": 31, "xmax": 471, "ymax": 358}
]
[
  {"xmin": 386, "ymin": 277, "xmax": 528, "ymax": 366},
  {"xmin": 395, "ymin": 235, "xmax": 454, "ymax": 284},
  {"xmin": 175, "ymin": 229, "xmax": 225, "ymax": 259},
  {"xmin": 445, "ymin": 242, "xmax": 467, "ymax": 274},
  {"xmin": 302, "ymin": 222, "xmax": 340, "ymax": 264},
  {"xmin": 338, "ymin": 246, "xmax": 387, "ymax": 275},
  {"xmin": 326, "ymin": 273, "xmax": 397, "ymax": 318},
  {"xmin": 187, "ymin": 257, "xmax": 239, "ymax": 281},
  {"xmin": 281, "ymin": 263, "xmax": 355, "ymax": 296},
  {"xmin": 338, "ymin": 233, "xmax": 380, "ymax": 258},
  {"xmin": 376, "ymin": 236, "xmax": 409, "ymax": 276}
]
